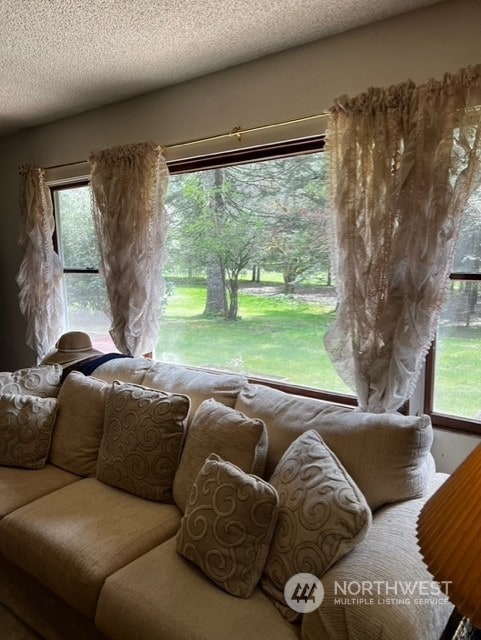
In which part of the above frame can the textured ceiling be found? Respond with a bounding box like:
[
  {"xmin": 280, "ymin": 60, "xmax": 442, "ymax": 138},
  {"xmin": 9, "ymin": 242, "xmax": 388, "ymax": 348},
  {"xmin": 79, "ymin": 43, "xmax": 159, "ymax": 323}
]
[{"xmin": 1, "ymin": 0, "xmax": 444, "ymax": 136}]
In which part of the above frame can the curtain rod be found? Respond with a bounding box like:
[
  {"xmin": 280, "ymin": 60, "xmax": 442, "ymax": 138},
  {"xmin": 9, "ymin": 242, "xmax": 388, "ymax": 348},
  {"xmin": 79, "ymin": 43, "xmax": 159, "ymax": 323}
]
[{"xmin": 44, "ymin": 111, "xmax": 328, "ymax": 170}]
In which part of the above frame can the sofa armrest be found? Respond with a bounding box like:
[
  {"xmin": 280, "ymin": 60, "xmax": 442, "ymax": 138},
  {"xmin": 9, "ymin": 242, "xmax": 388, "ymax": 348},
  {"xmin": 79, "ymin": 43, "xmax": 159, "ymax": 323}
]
[{"xmin": 302, "ymin": 473, "xmax": 453, "ymax": 640}]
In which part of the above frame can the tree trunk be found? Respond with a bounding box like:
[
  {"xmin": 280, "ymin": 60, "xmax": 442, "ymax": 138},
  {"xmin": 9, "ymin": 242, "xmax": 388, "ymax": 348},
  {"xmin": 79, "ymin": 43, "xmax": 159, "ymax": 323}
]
[
  {"xmin": 202, "ymin": 169, "xmax": 227, "ymax": 317},
  {"xmin": 203, "ymin": 255, "xmax": 227, "ymax": 316},
  {"xmin": 226, "ymin": 277, "xmax": 239, "ymax": 320}
]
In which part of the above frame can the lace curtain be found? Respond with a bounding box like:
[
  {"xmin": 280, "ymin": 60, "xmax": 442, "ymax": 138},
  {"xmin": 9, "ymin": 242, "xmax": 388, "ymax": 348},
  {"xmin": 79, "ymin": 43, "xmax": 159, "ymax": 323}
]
[
  {"xmin": 89, "ymin": 141, "xmax": 169, "ymax": 356},
  {"xmin": 325, "ymin": 65, "xmax": 481, "ymax": 412},
  {"xmin": 16, "ymin": 166, "xmax": 64, "ymax": 362}
]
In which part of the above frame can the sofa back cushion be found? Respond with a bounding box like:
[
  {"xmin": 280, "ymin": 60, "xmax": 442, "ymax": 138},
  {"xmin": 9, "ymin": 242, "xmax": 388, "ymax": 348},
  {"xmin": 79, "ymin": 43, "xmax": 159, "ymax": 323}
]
[
  {"xmin": 0, "ymin": 393, "xmax": 58, "ymax": 469},
  {"xmin": 49, "ymin": 371, "xmax": 108, "ymax": 476},
  {"xmin": 173, "ymin": 398, "xmax": 267, "ymax": 512},
  {"xmin": 235, "ymin": 384, "xmax": 433, "ymax": 511},
  {"xmin": 93, "ymin": 357, "xmax": 153, "ymax": 385},
  {"xmin": 97, "ymin": 382, "xmax": 190, "ymax": 502},
  {"xmin": 142, "ymin": 363, "xmax": 247, "ymax": 421},
  {"xmin": 0, "ymin": 365, "xmax": 62, "ymax": 398}
]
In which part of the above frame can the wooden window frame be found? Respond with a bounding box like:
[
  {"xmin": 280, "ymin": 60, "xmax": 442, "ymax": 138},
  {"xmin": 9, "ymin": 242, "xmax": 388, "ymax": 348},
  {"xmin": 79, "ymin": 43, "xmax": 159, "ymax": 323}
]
[{"xmin": 424, "ymin": 272, "xmax": 481, "ymax": 435}]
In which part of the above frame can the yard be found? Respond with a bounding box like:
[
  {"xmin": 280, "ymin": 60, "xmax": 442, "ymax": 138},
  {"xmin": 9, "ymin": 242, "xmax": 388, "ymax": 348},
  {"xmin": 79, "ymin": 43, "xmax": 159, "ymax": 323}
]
[{"xmin": 154, "ymin": 279, "xmax": 481, "ymax": 420}]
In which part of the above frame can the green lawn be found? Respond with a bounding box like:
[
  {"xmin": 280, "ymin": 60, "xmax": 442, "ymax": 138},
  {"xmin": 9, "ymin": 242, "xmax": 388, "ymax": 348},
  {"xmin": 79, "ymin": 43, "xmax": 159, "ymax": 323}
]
[
  {"xmin": 157, "ymin": 281, "xmax": 351, "ymax": 394},
  {"xmin": 156, "ymin": 281, "xmax": 480, "ymax": 418},
  {"xmin": 433, "ymin": 326, "xmax": 481, "ymax": 420}
]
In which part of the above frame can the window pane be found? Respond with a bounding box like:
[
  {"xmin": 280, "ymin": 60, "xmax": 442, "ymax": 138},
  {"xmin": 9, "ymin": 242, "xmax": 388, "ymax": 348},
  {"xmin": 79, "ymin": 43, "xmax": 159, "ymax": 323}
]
[
  {"xmin": 56, "ymin": 186, "xmax": 100, "ymax": 270},
  {"xmin": 62, "ymin": 273, "xmax": 117, "ymax": 352},
  {"xmin": 433, "ymin": 282, "xmax": 481, "ymax": 420},
  {"xmin": 161, "ymin": 153, "xmax": 351, "ymax": 395},
  {"xmin": 452, "ymin": 192, "xmax": 481, "ymax": 273}
]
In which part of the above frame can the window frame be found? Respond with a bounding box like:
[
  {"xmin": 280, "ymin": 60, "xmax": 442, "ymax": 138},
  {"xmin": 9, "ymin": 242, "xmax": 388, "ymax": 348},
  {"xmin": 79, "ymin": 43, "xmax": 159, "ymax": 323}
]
[{"xmin": 424, "ymin": 271, "xmax": 481, "ymax": 435}]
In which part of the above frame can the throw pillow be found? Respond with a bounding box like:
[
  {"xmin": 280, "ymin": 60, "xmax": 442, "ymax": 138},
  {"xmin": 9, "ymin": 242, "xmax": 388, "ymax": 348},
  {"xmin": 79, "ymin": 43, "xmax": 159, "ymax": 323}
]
[
  {"xmin": 0, "ymin": 365, "xmax": 63, "ymax": 398},
  {"xmin": 261, "ymin": 430, "xmax": 372, "ymax": 621},
  {"xmin": 177, "ymin": 453, "xmax": 279, "ymax": 598},
  {"xmin": 173, "ymin": 398, "xmax": 267, "ymax": 512},
  {"xmin": 0, "ymin": 393, "xmax": 58, "ymax": 469},
  {"xmin": 96, "ymin": 381, "xmax": 190, "ymax": 502},
  {"xmin": 49, "ymin": 371, "xmax": 109, "ymax": 476}
]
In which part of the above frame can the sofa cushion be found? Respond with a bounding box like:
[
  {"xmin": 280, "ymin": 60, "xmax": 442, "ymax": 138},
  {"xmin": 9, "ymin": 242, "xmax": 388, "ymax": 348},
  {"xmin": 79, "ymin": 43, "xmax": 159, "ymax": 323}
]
[
  {"xmin": 49, "ymin": 372, "xmax": 108, "ymax": 476},
  {"xmin": 97, "ymin": 382, "xmax": 190, "ymax": 502},
  {"xmin": 96, "ymin": 536, "xmax": 300, "ymax": 640},
  {"xmin": 235, "ymin": 384, "xmax": 433, "ymax": 511},
  {"xmin": 0, "ymin": 464, "xmax": 79, "ymax": 518},
  {"xmin": 173, "ymin": 398, "xmax": 267, "ymax": 512},
  {"xmin": 0, "ymin": 365, "xmax": 62, "ymax": 398},
  {"xmin": 0, "ymin": 478, "xmax": 182, "ymax": 618},
  {"xmin": 93, "ymin": 356, "xmax": 153, "ymax": 385},
  {"xmin": 177, "ymin": 454, "xmax": 278, "ymax": 598},
  {"xmin": 261, "ymin": 430, "xmax": 371, "ymax": 621},
  {"xmin": 0, "ymin": 394, "xmax": 58, "ymax": 469},
  {"xmin": 142, "ymin": 362, "xmax": 248, "ymax": 421},
  {"xmin": 301, "ymin": 473, "xmax": 453, "ymax": 640}
]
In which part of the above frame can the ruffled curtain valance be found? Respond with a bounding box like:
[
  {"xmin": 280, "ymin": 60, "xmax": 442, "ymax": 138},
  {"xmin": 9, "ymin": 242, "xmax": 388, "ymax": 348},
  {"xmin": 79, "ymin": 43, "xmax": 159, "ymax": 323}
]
[
  {"xmin": 325, "ymin": 65, "xmax": 481, "ymax": 412},
  {"xmin": 89, "ymin": 141, "xmax": 169, "ymax": 356},
  {"xmin": 16, "ymin": 165, "xmax": 64, "ymax": 362}
]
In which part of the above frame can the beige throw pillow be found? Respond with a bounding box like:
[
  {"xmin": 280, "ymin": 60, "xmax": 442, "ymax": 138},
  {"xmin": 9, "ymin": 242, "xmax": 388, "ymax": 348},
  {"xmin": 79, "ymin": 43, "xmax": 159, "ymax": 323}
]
[
  {"xmin": 49, "ymin": 372, "xmax": 108, "ymax": 476},
  {"xmin": 261, "ymin": 430, "xmax": 371, "ymax": 621},
  {"xmin": 173, "ymin": 398, "xmax": 267, "ymax": 512},
  {"xmin": 0, "ymin": 365, "xmax": 63, "ymax": 398},
  {"xmin": 177, "ymin": 453, "xmax": 279, "ymax": 598},
  {"xmin": 97, "ymin": 381, "xmax": 190, "ymax": 502},
  {"xmin": 0, "ymin": 393, "xmax": 58, "ymax": 469}
]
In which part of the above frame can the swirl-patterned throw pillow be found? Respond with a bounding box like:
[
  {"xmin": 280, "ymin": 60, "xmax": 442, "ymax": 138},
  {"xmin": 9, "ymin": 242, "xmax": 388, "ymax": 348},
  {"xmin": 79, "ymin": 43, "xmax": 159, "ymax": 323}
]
[
  {"xmin": 0, "ymin": 365, "xmax": 63, "ymax": 398},
  {"xmin": 96, "ymin": 381, "xmax": 190, "ymax": 502},
  {"xmin": 177, "ymin": 453, "xmax": 279, "ymax": 598},
  {"xmin": 173, "ymin": 398, "xmax": 268, "ymax": 512},
  {"xmin": 0, "ymin": 393, "xmax": 58, "ymax": 469},
  {"xmin": 261, "ymin": 430, "xmax": 372, "ymax": 621}
]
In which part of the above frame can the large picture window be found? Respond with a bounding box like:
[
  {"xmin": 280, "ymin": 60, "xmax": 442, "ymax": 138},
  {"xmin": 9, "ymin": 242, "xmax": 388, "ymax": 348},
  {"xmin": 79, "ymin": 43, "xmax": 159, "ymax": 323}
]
[{"xmin": 52, "ymin": 139, "xmax": 353, "ymax": 403}]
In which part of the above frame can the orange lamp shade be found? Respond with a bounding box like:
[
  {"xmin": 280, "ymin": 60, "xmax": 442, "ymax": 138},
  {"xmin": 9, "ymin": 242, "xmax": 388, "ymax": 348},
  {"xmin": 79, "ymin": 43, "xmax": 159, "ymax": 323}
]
[{"xmin": 417, "ymin": 444, "xmax": 481, "ymax": 628}]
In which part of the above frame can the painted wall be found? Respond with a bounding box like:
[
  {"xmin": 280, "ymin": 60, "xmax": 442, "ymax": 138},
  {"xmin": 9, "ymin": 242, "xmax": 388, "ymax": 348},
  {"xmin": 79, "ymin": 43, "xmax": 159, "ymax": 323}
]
[{"xmin": 0, "ymin": 0, "xmax": 480, "ymax": 469}]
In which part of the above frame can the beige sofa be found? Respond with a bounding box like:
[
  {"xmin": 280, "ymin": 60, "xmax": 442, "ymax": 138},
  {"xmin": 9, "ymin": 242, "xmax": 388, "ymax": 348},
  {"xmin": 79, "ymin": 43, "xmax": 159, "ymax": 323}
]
[{"xmin": 0, "ymin": 358, "xmax": 453, "ymax": 640}]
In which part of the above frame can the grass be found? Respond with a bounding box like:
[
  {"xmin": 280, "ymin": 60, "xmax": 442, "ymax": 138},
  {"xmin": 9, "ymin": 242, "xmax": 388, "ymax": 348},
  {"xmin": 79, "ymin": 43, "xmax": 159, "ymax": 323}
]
[
  {"xmin": 156, "ymin": 280, "xmax": 481, "ymax": 418},
  {"xmin": 157, "ymin": 281, "xmax": 351, "ymax": 394},
  {"xmin": 433, "ymin": 325, "xmax": 481, "ymax": 420}
]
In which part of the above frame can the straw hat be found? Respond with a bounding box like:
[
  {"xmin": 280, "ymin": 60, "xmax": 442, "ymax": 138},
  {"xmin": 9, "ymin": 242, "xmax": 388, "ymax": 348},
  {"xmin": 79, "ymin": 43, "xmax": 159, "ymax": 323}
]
[{"xmin": 41, "ymin": 331, "xmax": 103, "ymax": 366}]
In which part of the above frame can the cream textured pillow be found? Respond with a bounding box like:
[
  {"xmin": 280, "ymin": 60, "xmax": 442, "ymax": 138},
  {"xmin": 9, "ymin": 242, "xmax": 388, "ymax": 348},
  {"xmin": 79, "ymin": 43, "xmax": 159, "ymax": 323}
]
[
  {"xmin": 173, "ymin": 398, "xmax": 267, "ymax": 512},
  {"xmin": 49, "ymin": 372, "xmax": 108, "ymax": 476},
  {"xmin": 177, "ymin": 453, "xmax": 279, "ymax": 598},
  {"xmin": 261, "ymin": 430, "xmax": 372, "ymax": 621},
  {"xmin": 0, "ymin": 393, "xmax": 58, "ymax": 469},
  {"xmin": 0, "ymin": 365, "xmax": 63, "ymax": 398},
  {"xmin": 97, "ymin": 381, "xmax": 190, "ymax": 502}
]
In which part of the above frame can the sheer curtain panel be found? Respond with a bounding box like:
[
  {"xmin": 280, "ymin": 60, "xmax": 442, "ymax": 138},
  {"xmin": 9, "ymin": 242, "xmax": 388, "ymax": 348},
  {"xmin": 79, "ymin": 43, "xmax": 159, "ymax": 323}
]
[
  {"xmin": 16, "ymin": 165, "xmax": 64, "ymax": 362},
  {"xmin": 325, "ymin": 65, "xmax": 481, "ymax": 412},
  {"xmin": 89, "ymin": 141, "xmax": 169, "ymax": 356}
]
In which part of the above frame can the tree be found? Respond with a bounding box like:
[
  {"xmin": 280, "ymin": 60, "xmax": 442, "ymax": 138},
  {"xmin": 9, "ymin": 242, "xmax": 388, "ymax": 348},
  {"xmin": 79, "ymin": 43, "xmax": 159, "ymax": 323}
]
[{"xmin": 164, "ymin": 149, "xmax": 330, "ymax": 318}]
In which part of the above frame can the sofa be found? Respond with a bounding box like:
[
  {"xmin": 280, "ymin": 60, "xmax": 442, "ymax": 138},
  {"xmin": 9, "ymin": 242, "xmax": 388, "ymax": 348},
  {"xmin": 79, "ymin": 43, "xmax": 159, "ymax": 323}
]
[{"xmin": 0, "ymin": 357, "xmax": 453, "ymax": 640}]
